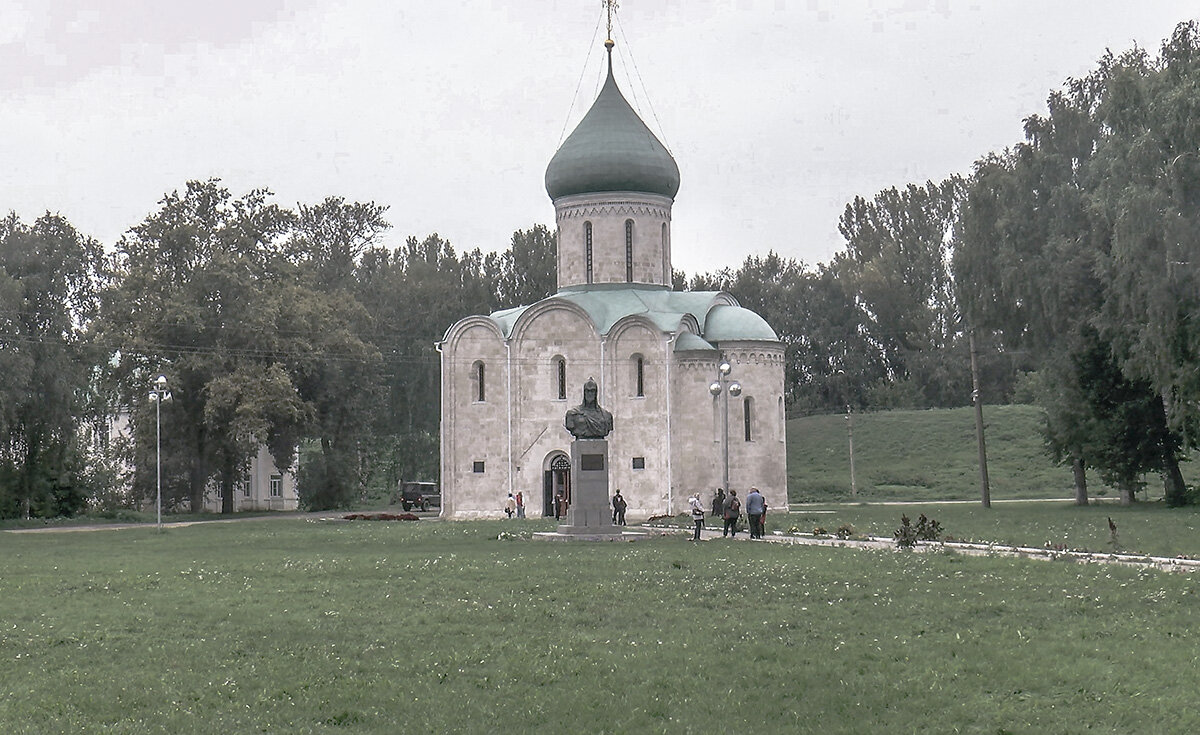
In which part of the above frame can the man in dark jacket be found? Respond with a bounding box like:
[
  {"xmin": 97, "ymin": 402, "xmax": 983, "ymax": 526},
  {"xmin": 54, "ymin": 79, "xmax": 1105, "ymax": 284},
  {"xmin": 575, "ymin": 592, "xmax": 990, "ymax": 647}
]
[{"xmin": 722, "ymin": 490, "xmax": 740, "ymax": 538}]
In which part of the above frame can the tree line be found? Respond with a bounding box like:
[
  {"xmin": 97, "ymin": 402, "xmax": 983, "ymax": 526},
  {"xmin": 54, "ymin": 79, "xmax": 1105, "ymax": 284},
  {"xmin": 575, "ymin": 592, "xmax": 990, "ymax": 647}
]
[{"xmin": 2, "ymin": 21, "xmax": 1197, "ymax": 517}]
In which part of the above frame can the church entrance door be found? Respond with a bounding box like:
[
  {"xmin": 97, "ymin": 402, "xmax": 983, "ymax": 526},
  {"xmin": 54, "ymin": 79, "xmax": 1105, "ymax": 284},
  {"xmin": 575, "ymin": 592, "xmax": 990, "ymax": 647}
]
[{"xmin": 543, "ymin": 453, "xmax": 571, "ymax": 517}]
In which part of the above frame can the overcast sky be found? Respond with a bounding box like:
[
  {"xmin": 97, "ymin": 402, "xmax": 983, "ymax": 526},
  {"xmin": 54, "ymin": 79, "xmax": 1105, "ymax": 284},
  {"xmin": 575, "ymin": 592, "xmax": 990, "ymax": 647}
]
[{"xmin": 2, "ymin": 1, "xmax": 1196, "ymax": 275}]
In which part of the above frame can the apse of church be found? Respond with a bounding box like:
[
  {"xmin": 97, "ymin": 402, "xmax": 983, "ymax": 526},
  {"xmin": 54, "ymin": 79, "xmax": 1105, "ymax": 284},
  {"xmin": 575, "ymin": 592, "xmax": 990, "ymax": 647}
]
[{"xmin": 439, "ymin": 26, "xmax": 787, "ymax": 521}]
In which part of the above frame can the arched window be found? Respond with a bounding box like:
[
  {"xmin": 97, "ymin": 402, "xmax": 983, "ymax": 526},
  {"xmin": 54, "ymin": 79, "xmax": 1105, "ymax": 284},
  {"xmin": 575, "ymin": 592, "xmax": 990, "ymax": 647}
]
[
  {"xmin": 472, "ymin": 360, "xmax": 485, "ymax": 403},
  {"xmin": 554, "ymin": 356, "xmax": 567, "ymax": 400},
  {"xmin": 625, "ymin": 219, "xmax": 634, "ymax": 282},
  {"xmin": 661, "ymin": 222, "xmax": 668, "ymax": 283},
  {"xmin": 585, "ymin": 221, "xmax": 593, "ymax": 284},
  {"xmin": 743, "ymin": 396, "xmax": 754, "ymax": 442},
  {"xmin": 630, "ymin": 354, "xmax": 645, "ymax": 397}
]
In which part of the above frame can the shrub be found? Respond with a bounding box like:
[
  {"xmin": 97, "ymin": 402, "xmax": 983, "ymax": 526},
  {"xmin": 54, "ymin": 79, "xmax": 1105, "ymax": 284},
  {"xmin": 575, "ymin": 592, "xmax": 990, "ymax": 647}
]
[
  {"xmin": 915, "ymin": 513, "xmax": 942, "ymax": 541},
  {"xmin": 834, "ymin": 524, "xmax": 854, "ymax": 540},
  {"xmin": 894, "ymin": 515, "xmax": 918, "ymax": 549}
]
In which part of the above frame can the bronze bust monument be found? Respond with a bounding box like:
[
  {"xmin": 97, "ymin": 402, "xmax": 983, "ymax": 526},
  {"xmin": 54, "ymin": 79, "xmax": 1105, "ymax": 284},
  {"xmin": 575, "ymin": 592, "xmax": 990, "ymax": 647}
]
[{"xmin": 564, "ymin": 378, "xmax": 613, "ymax": 439}]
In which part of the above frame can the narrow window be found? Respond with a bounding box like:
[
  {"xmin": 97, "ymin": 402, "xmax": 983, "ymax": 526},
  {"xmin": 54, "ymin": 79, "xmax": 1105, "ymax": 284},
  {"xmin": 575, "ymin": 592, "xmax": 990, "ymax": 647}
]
[
  {"xmin": 585, "ymin": 221, "xmax": 593, "ymax": 284},
  {"xmin": 473, "ymin": 461, "xmax": 486, "ymax": 473},
  {"xmin": 242, "ymin": 472, "xmax": 252, "ymax": 498},
  {"xmin": 636, "ymin": 356, "xmax": 644, "ymax": 397},
  {"xmin": 625, "ymin": 219, "xmax": 634, "ymax": 282},
  {"xmin": 269, "ymin": 474, "xmax": 283, "ymax": 498},
  {"xmin": 743, "ymin": 397, "xmax": 754, "ymax": 442},
  {"xmin": 661, "ymin": 223, "xmax": 668, "ymax": 283},
  {"xmin": 556, "ymin": 357, "xmax": 567, "ymax": 400},
  {"xmin": 632, "ymin": 456, "xmax": 645, "ymax": 470},
  {"xmin": 473, "ymin": 361, "xmax": 486, "ymax": 402}
]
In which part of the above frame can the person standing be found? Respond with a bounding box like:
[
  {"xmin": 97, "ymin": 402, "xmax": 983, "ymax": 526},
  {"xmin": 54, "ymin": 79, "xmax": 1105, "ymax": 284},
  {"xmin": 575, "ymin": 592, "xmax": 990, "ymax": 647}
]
[
  {"xmin": 722, "ymin": 490, "xmax": 740, "ymax": 538},
  {"xmin": 688, "ymin": 492, "xmax": 705, "ymax": 541},
  {"xmin": 613, "ymin": 490, "xmax": 627, "ymax": 526},
  {"xmin": 504, "ymin": 493, "xmax": 516, "ymax": 518},
  {"xmin": 555, "ymin": 490, "xmax": 567, "ymax": 520},
  {"xmin": 746, "ymin": 487, "xmax": 765, "ymax": 539},
  {"xmin": 515, "ymin": 492, "xmax": 525, "ymax": 518},
  {"xmin": 711, "ymin": 488, "xmax": 725, "ymax": 519}
]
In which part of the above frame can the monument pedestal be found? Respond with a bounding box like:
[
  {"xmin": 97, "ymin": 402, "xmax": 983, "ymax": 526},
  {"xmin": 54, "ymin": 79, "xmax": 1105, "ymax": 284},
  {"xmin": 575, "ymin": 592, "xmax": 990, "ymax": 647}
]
[{"xmin": 557, "ymin": 439, "xmax": 621, "ymax": 536}]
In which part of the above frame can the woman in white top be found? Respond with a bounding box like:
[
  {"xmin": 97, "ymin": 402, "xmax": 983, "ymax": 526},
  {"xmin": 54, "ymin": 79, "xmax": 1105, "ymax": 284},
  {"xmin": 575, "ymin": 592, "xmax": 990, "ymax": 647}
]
[{"xmin": 688, "ymin": 493, "xmax": 705, "ymax": 541}]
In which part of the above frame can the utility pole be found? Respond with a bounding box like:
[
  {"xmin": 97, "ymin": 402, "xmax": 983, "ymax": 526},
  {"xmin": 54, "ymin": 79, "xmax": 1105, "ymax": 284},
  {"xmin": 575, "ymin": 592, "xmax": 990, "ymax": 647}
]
[
  {"xmin": 969, "ymin": 330, "xmax": 991, "ymax": 508},
  {"xmin": 845, "ymin": 405, "xmax": 857, "ymax": 499}
]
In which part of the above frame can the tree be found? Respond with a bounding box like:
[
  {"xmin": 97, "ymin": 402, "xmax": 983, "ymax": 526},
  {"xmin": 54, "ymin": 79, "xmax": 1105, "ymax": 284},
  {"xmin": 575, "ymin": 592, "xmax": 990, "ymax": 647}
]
[
  {"xmin": 0, "ymin": 212, "xmax": 103, "ymax": 518},
  {"xmin": 492, "ymin": 224, "xmax": 557, "ymax": 308},
  {"xmin": 285, "ymin": 197, "xmax": 389, "ymax": 509},
  {"xmin": 101, "ymin": 180, "xmax": 305, "ymax": 513},
  {"xmin": 838, "ymin": 179, "xmax": 968, "ymax": 406}
]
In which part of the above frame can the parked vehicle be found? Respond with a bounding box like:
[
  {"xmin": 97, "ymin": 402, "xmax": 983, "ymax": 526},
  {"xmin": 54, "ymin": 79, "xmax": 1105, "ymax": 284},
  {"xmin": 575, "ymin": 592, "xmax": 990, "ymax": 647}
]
[{"xmin": 397, "ymin": 481, "xmax": 440, "ymax": 512}]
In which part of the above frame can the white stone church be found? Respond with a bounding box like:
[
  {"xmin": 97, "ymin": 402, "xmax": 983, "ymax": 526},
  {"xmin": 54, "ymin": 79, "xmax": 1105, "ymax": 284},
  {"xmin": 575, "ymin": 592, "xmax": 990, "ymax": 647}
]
[{"xmin": 439, "ymin": 42, "xmax": 787, "ymax": 520}]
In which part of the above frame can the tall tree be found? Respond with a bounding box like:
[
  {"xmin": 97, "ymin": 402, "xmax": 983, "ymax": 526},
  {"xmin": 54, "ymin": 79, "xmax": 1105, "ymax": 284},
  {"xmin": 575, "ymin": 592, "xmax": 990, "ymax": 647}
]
[
  {"xmin": 285, "ymin": 197, "xmax": 389, "ymax": 509},
  {"xmin": 101, "ymin": 180, "xmax": 306, "ymax": 513},
  {"xmin": 838, "ymin": 178, "xmax": 968, "ymax": 407},
  {"xmin": 492, "ymin": 224, "xmax": 557, "ymax": 308},
  {"xmin": 0, "ymin": 212, "xmax": 103, "ymax": 518}
]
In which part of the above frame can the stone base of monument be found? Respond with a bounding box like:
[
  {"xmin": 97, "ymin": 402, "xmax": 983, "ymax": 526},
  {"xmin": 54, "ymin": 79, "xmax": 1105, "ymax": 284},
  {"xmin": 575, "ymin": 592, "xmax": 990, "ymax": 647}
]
[
  {"xmin": 532, "ymin": 438, "xmax": 645, "ymax": 542},
  {"xmin": 532, "ymin": 529, "xmax": 646, "ymax": 542}
]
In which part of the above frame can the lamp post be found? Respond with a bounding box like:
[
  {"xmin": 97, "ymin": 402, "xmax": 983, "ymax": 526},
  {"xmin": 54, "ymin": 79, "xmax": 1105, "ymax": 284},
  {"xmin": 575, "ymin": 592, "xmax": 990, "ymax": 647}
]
[
  {"xmin": 709, "ymin": 360, "xmax": 741, "ymax": 495},
  {"xmin": 845, "ymin": 405, "xmax": 857, "ymax": 498},
  {"xmin": 148, "ymin": 374, "xmax": 171, "ymax": 531}
]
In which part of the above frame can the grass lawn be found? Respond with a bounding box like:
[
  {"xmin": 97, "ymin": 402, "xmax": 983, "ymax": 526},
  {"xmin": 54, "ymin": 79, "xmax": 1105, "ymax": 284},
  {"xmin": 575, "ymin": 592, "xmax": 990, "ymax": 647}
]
[
  {"xmin": 787, "ymin": 404, "xmax": 1198, "ymax": 503},
  {"xmin": 2, "ymin": 517, "xmax": 1197, "ymax": 733}
]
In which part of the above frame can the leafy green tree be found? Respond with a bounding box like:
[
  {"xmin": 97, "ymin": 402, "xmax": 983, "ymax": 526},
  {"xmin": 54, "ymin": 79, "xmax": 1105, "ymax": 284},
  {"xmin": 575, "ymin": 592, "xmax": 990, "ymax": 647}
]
[
  {"xmin": 101, "ymin": 180, "xmax": 305, "ymax": 513},
  {"xmin": 492, "ymin": 224, "xmax": 557, "ymax": 308},
  {"xmin": 0, "ymin": 212, "xmax": 103, "ymax": 518},
  {"xmin": 838, "ymin": 179, "xmax": 967, "ymax": 406},
  {"xmin": 285, "ymin": 197, "xmax": 389, "ymax": 509}
]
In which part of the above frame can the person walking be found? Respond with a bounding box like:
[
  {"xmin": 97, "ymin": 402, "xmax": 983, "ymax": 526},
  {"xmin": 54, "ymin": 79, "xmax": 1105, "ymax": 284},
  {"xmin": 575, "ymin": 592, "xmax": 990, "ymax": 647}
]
[
  {"xmin": 711, "ymin": 488, "xmax": 725, "ymax": 519},
  {"xmin": 504, "ymin": 493, "xmax": 516, "ymax": 518},
  {"xmin": 688, "ymin": 492, "xmax": 705, "ymax": 540},
  {"xmin": 746, "ymin": 487, "xmax": 765, "ymax": 539},
  {"xmin": 612, "ymin": 490, "xmax": 627, "ymax": 526},
  {"xmin": 722, "ymin": 490, "xmax": 740, "ymax": 538},
  {"xmin": 515, "ymin": 492, "xmax": 525, "ymax": 519}
]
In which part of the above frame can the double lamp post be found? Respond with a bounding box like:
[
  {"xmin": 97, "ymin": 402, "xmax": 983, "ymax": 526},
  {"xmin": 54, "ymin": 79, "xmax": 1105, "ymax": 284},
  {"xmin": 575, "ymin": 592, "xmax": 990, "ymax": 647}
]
[
  {"xmin": 148, "ymin": 374, "xmax": 171, "ymax": 530},
  {"xmin": 709, "ymin": 360, "xmax": 741, "ymax": 495}
]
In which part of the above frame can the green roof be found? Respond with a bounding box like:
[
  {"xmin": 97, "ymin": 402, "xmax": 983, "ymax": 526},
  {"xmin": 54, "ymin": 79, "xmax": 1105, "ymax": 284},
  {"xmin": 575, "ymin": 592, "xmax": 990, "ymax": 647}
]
[
  {"xmin": 486, "ymin": 285, "xmax": 778, "ymax": 344},
  {"xmin": 545, "ymin": 56, "xmax": 681, "ymax": 200},
  {"xmin": 703, "ymin": 304, "xmax": 779, "ymax": 342}
]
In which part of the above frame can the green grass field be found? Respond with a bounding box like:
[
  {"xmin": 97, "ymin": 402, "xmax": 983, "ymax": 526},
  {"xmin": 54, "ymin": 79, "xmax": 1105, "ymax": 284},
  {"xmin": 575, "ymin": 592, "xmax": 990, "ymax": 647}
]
[
  {"xmin": 787, "ymin": 404, "xmax": 1197, "ymax": 503},
  {"xmin": 3, "ymin": 517, "xmax": 1197, "ymax": 733}
]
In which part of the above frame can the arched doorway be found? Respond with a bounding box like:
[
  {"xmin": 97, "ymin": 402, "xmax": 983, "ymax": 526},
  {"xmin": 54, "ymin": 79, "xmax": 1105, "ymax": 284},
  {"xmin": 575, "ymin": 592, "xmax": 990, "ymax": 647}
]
[{"xmin": 543, "ymin": 452, "xmax": 571, "ymax": 518}]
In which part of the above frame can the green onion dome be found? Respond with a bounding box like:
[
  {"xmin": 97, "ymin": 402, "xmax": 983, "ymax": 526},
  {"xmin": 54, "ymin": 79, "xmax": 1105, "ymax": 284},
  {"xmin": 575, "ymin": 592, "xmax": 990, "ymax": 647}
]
[{"xmin": 545, "ymin": 58, "xmax": 680, "ymax": 200}]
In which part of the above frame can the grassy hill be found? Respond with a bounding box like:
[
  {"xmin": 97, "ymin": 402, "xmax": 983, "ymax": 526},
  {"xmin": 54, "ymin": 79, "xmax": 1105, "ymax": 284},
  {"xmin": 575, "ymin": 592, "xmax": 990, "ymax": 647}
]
[{"xmin": 787, "ymin": 404, "xmax": 1146, "ymax": 503}]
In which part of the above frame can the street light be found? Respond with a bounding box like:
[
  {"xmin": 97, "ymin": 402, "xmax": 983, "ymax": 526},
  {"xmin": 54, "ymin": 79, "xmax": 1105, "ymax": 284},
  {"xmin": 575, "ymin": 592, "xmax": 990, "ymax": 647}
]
[
  {"xmin": 148, "ymin": 374, "xmax": 171, "ymax": 531},
  {"xmin": 709, "ymin": 360, "xmax": 742, "ymax": 496},
  {"xmin": 845, "ymin": 405, "xmax": 857, "ymax": 498}
]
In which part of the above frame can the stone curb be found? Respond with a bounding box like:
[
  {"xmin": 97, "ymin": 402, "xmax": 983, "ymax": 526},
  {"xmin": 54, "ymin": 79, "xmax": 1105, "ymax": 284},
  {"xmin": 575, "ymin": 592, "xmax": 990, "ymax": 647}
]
[{"xmin": 646, "ymin": 525, "xmax": 1200, "ymax": 574}]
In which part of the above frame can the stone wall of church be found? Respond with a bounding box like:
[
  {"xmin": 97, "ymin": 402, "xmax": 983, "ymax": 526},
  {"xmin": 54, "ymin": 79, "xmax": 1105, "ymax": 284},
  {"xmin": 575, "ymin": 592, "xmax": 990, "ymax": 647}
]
[
  {"xmin": 509, "ymin": 305, "xmax": 603, "ymax": 517},
  {"xmin": 440, "ymin": 321, "xmax": 509, "ymax": 518},
  {"xmin": 721, "ymin": 343, "xmax": 789, "ymax": 515},
  {"xmin": 670, "ymin": 351, "xmax": 724, "ymax": 505},
  {"xmin": 603, "ymin": 321, "xmax": 671, "ymax": 517},
  {"xmin": 554, "ymin": 192, "xmax": 673, "ymax": 289}
]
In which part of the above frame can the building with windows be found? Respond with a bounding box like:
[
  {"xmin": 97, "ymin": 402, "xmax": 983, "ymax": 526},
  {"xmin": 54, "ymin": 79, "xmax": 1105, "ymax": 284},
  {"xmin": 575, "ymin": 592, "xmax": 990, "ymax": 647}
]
[
  {"xmin": 93, "ymin": 410, "xmax": 298, "ymax": 513},
  {"xmin": 438, "ymin": 41, "xmax": 786, "ymax": 520}
]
